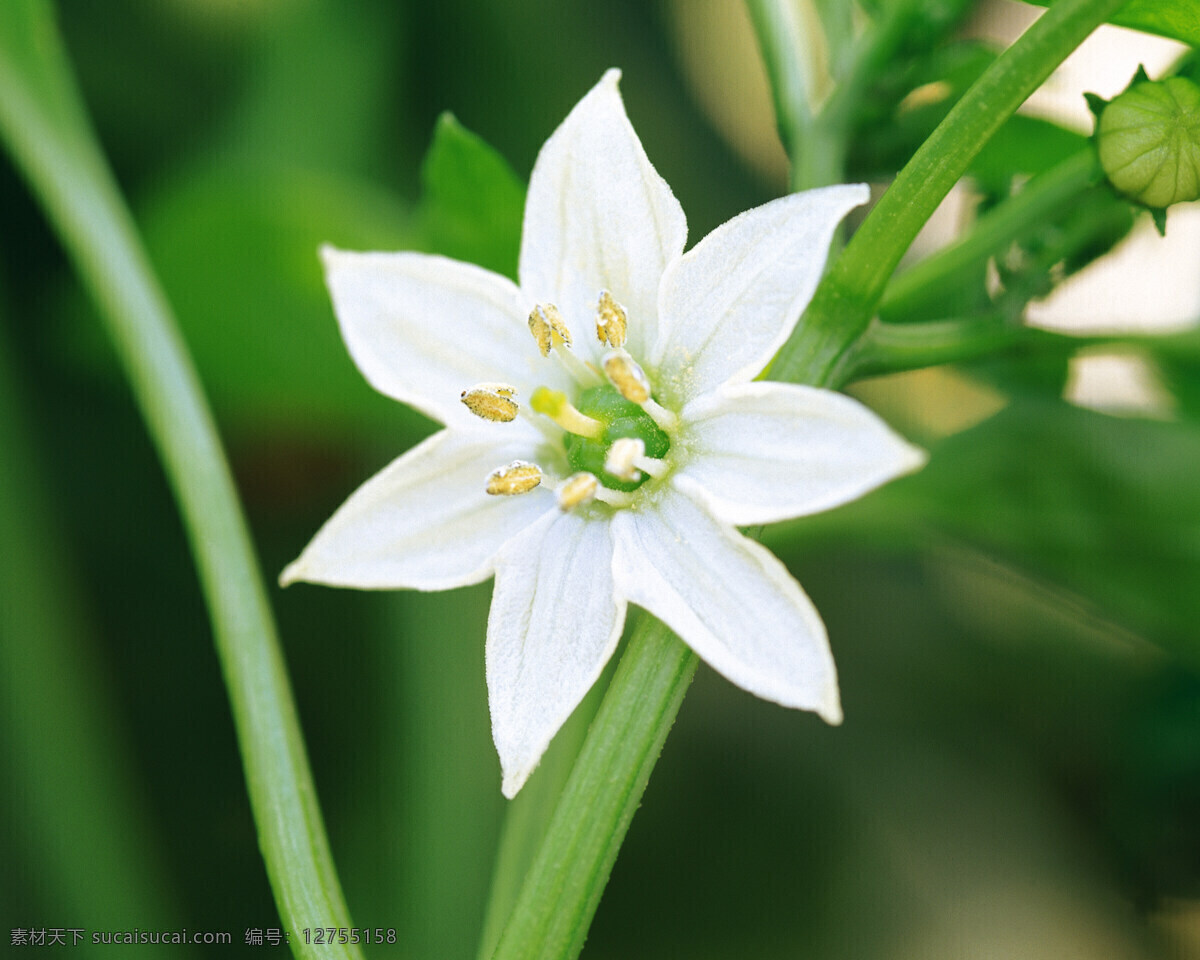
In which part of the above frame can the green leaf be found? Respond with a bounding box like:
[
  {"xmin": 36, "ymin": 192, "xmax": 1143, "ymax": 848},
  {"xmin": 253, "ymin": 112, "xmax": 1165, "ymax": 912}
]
[
  {"xmin": 783, "ymin": 398, "xmax": 1200, "ymax": 652},
  {"xmin": 417, "ymin": 113, "xmax": 525, "ymax": 279},
  {"xmin": 1025, "ymin": 0, "xmax": 1200, "ymax": 47}
]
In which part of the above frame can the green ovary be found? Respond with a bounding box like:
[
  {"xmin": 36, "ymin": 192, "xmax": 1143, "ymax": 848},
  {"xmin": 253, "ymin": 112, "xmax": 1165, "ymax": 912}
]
[{"xmin": 564, "ymin": 384, "xmax": 670, "ymax": 492}]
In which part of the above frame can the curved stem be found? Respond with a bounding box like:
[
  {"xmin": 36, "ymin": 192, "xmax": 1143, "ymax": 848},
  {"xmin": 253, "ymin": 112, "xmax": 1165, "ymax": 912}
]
[
  {"xmin": 489, "ymin": 616, "xmax": 698, "ymax": 960},
  {"xmin": 771, "ymin": 0, "xmax": 1130, "ymax": 387},
  {"xmin": 0, "ymin": 4, "xmax": 359, "ymax": 956}
]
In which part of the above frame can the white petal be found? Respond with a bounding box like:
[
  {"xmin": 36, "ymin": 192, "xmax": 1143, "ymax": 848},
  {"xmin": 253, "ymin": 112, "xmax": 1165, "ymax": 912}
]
[
  {"xmin": 281, "ymin": 430, "xmax": 555, "ymax": 591},
  {"xmin": 652, "ymin": 184, "xmax": 869, "ymax": 403},
  {"xmin": 487, "ymin": 510, "xmax": 624, "ymax": 798},
  {"xmin": 519, "ymin": 69, "xmax": 687, "ymax": 363},
  {"xmin": 679, "ymin": 382, "xmax": 927, "ymax": 526},
  {"xmin": 612, "ymin": 483, "xmax": 840, "ymax": 722},
  {"xmin": 322, "ymin": 247, "xmax": 568, "ymax": 433}
]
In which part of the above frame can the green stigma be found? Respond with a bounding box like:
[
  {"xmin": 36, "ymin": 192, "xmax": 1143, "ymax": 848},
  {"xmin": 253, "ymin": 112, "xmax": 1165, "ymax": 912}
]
[{"xmin": 564, "ymin": 384, "xmax": 670, "ymax": 491}]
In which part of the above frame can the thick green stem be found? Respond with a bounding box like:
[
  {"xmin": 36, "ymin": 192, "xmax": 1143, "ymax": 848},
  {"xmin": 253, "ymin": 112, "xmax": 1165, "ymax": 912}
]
[
  {"xmin": 772, "ymin": 0, "xmax": 1130, "ymax": 386},
  {"xmin": 0, "ymin": 4, "xmax": 358, "ymax": 956},
  {"xmin": 489, "ymin": 616, "xmax": 698, "ymax": 960}
]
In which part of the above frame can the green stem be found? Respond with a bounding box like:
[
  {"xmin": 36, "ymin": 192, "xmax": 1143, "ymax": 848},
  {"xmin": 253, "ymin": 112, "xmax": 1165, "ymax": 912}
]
[
  {"xmin": 476, "ymin": 675, "xmax": 606, "ymax": 960},
  {"xmin": 489, "ymin": 616, "xmax": 698, "ymax": 960},
  {"xmin": 0, "ymin": 4, "xmax": 359, "ymax": 956},
  {"xmin": 772, "ymin": 0, "xmax": 1130, "ymax": 387},
  {"xmin": 881, "ymin": 148, "xmax": 1101, "ymax": 318},
  {"xmin": 745, "ymin": 0, "xmax": 842, "ymax": 189},
  {"xmin": 836, "ymin": 315, "xmax": 1024, "ymax": 383}
]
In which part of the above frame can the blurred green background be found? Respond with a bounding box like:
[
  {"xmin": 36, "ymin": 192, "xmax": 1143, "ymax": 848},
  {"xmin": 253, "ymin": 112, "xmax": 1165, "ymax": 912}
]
[{"xmin": 2, "ymin": 0, "xmax": 1199, "ymax": 957}]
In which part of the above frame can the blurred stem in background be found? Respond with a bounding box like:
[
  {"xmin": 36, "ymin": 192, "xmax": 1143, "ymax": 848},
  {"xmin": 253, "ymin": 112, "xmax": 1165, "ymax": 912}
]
[
  {"xmin": 879, "ymin": 149, "xmax": 1101, "ymax": 317},
  {"xmin": 485, "ymin": 2, "xmax": 1134, "ymax": 958},
  {"xmin": 0, "ymin": 291, "xmax": 188, "ymax": 946},
  {"xmin": 0, "ymin": 4, "xmax": 359, "ymax": 957}
]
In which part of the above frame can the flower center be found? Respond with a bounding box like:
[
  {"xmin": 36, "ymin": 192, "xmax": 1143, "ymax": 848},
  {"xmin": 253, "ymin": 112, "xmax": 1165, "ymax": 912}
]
[
  {"xmin": 462, "ymin": 290, "xmax": 675, "ymax": 510},
  {"xmin": 563, "ymin": 384, "xmax": 670, "ymax": 492}
]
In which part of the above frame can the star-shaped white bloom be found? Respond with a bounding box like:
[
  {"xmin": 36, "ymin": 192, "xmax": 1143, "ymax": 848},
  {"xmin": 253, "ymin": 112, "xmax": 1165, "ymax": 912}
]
[{"xmin": 282, "ymin": 69, "xmax": 925, "ymax": 798}]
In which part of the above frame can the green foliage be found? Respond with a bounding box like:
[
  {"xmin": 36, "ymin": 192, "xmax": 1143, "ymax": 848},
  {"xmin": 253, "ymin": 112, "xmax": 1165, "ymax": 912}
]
[
  {"xmin": 139, "ymin": 167, "xmax": 418, "ymax": 431},
  {"xmin": 902, "ymin": 400, "xmax": 1200, "ymax": 648},
  {"xmin": 417, "ymin": 113, "xmax": 526, "ymax": 279},
  {"xmin": 1026, "ymin": 0, "xmax": 1200, "ymax": 47}
]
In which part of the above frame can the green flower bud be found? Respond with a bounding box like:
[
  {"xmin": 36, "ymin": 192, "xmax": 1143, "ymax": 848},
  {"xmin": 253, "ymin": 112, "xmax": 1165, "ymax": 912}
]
[{"xmin": 1096, "ymin": 76, "xmax": 1200, "ymax": 209}]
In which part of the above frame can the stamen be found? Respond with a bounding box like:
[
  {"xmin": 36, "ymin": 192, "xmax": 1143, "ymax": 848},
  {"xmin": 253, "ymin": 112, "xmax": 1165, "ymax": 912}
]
[
  {"xmin": 594, "ymin": 487, "xmax": 634, "ymax": 508},
  {"xmin": 596, "ymin": 290, "xmax": 628, "ymax": 347},
  {"xmin": 603, "ymin": 350, "xmax": 650, "ymax": 404},
  {"xmin": 485, "ymin": 461, "xmax": 543, "ymax": 496},
  {"xmin": 641, "ymin": 398, "xmax": 678, "ymax": 432},
  {"xmin": 530, "ymin": 387, "xmax": 604, "ymax": 439},
  {"xmin": 604, "ymin": 437, "xmax": 644, "ymax": 482},
  {"xmin": 460, "ymin": 383, "xmax": 519, "ymax": 422},
  {"xmin": 528, "ymin": 303, "xmax": 572, "ymax": 357},
  {"xmin": 633, "ymin": 454, "xmax": 669, "ymax": 478},
  {"xmin": 557, "ymin": 472, "xmax": 598, "ymax": 510},
  {"xmin": 530, "ymin": 303, "xmax": 603, "ymax": 387}
]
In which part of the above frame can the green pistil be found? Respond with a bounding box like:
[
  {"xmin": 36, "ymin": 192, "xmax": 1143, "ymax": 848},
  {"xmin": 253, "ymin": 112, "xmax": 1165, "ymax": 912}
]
[{"xmin": 564, "ymin": 385, "xmax": 670, "ymax": 492}]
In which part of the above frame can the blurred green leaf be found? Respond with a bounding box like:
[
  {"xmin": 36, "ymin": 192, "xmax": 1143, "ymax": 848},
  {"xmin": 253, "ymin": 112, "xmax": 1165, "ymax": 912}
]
[
  {"xmin": 970, "ymin": 114, "xmax": 1089, "ymax": 187},
  {"xmin": 1026, "ymin": 0, "xmax": 1200, "ymax": 47},
  {"xmin": 416, "ymin": 112, "xmax": 525, "ymax": 279},
  {"xmin": 147, "ymin": 167, "xmax": 417, "ymax": 429},
  {"xmin": 791, "ymin": 398, "xmax": 1200, "ymax": 651},
  {"xmin": 221, "ymin": 0, "xmax": 401, "ymax": 177}
]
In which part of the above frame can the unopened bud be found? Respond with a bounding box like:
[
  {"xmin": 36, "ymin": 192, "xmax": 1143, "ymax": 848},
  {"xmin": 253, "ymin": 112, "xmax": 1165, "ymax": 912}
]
[{"xmin": 1096, "ymin": 75, "xmax": 1200, "ymax": 209}]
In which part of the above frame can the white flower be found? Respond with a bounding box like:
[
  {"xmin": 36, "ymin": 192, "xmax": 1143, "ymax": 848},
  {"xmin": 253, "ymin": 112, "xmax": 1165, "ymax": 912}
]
[{"xmin": 282, "ymin": 70, "xmax": 925, "ymax": 798}]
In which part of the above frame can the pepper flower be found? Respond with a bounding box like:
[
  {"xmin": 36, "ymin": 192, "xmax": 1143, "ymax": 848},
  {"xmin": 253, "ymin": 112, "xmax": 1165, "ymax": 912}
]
[{"xmin": 282, "ymin": 70, "xmax": 925, "ymax": 797}]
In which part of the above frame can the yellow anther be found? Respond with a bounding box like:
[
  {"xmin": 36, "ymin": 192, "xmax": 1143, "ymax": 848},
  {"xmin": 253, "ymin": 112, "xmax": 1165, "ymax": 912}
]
[
  {"xmin": 530, "ymin": 387, "xmax": 604, "ymax": 439},
  {"xmin": 603, "ymin": 351, "xmax": 650, "ymax": 404},
  {"xmin": 558, "ymin": 472, "xmax": 599, "ymax": 510},
  {"xmin": 604, "ymin": 437, "xmax": 644, "ymax": 482},
  {"xmin": 460, "ymin": 383, "xmax": 519, "ymax": 422},
  {"xmin": 528, "ymin": 303, "xmax": 572, "ymax": 357},
  {"xmin": 485, "ymin": 461, "xmax": 543, "ymax": 496},
  {"xmin": 596, "ymin": 290, "xmax": 628, "ymax": 348}
]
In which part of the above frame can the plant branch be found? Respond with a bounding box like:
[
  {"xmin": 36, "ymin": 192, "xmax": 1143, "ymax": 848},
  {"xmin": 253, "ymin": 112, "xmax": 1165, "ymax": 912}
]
[{"xmin": 772, "ymin": 0, "xmax": 1130, "ymax": 387}]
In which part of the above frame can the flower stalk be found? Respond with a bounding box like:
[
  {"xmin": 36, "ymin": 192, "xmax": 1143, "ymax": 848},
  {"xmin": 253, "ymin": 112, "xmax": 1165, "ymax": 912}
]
[{"xmin": 488, "ymin": 616, "xmax": 698, "ymax": 960}]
